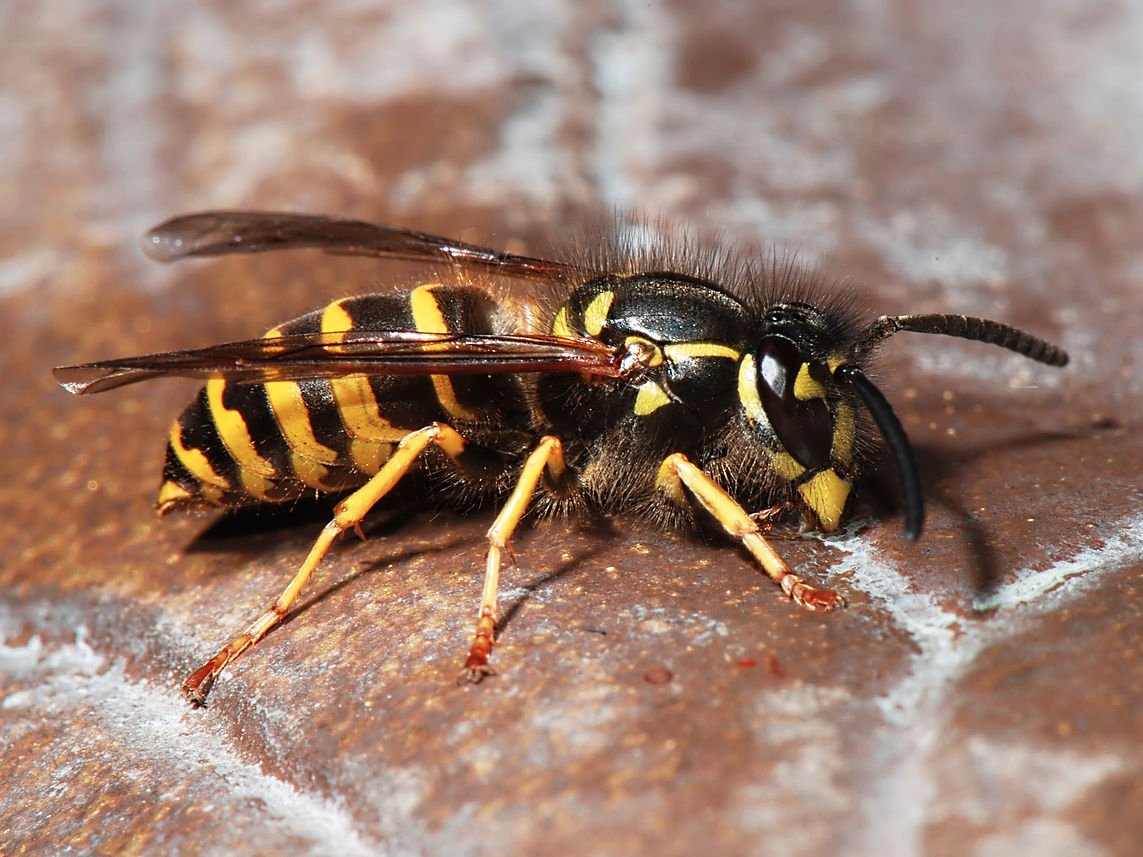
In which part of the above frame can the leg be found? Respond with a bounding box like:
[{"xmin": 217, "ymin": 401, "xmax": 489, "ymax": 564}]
[
  {"xmin": 655, "ymin": 453, "xmax": 844, "ymax": 611},
  {"xmin": 182, "ymin": 421, "xmax": 470, "ymax": 706},
  {"xmin": 460, "ymin": 435, "xmax": 567, "ymax": 683},
  {"xmin": 749, "ymin": 501, "xmax": 800, "ymax": 532}
]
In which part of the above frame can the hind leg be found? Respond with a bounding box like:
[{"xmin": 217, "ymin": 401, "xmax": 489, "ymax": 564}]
[{"xmin": 183, "ymin": 422, "xmax": 471, "ymax": 706}]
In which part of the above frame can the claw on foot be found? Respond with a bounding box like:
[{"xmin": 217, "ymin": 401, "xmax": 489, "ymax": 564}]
[
  {"xmin": 181, "ymin": 633, "xmax": 253, "ymax": 707},
  {"xmin": 781, "ymin": 574, "xmax": 846, "ymax": 611},
  {"xmin": 749, "ymin": 502, "xmax": 804, "ymax": 535},
  {"xmin": 457, "ymin": 661, "xmax": 496, "ymax": 686},
  {"xmin": 182, "ymin": 663, "xmax": 219, "ymax": 708}
]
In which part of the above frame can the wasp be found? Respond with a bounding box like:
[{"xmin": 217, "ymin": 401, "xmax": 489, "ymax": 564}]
[{"xmin": 54, "ymin": 211, "xmax": 1069, "ymax": 705}]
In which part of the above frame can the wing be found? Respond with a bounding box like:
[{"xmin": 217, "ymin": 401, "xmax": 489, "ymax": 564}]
[
  {"xmin": 54, "ymin": 330, "xmax": 624, "ymax": 395},
  {"xmin": 142, "ymin": 211, "xmax": 586, "ymax": 283}
]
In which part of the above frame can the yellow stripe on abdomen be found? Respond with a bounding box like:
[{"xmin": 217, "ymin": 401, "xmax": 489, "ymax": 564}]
[
  {"xmin": 264, "ymin": 379, "xmax": 340, "ymax": 465},
  {"xmin": 409, "ymin": 285, "xmax": 478, "ymax": 422},
  {"xmin": 348, "ymin": 438, "xmax": 393, "ymax": 475},
  {"xmin": 167, "ymin": 421, "xmax": 230, "ymax": 490},
  {"xmin": 260, "ymin": 324, "xmax": 343, "ymax": 489},
  {"xmin": 206, "ymin": 379, "xmax": 277, "ymax": 478},
  {"xmin": 321, "ymin": 300, "xmax": 418, "ymax": 443}
]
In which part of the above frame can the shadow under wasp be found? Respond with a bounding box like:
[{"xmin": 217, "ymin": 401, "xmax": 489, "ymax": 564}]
[{"xmin": 54, "ymin": 211, "xmax": 1069, "ymax": 705}]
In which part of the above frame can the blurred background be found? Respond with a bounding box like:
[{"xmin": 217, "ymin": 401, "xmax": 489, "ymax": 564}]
[{"xmin": 2, "ymin": 2, "xmax": 1141, "ymax": 855}]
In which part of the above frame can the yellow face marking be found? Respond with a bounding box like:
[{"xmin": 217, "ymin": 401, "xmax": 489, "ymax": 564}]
[
  {"xmin": 583, "ymin": 290, "xmax": 615, "ymax": 337},
  {"xmin": 206, "ymin": 379, "xmax": 277, "ymax": 478},
  {"xmin": 769, "ymin": 451, "xmax": 805, "ymax": 482},
  {"xmin": 168, "ymin": 421, "xmax": 230, "ymax": 489},
  {"xmin": 663, "ymin": 342, "xmax": 740, "ymax": 361},
  {"xmin": 409, "ymin": 285, "xmax": 479, "ymax": 422},
  {"xmin": 737, "ymin": 354, "xmax": 766, "ymax": 425},
  {"xmin": 832, "ymin": 402, "xmax": 855, "ymax": 466},
  {"xmin": 793, "ymin": 364, "xmax": 827, "ymax": 401},
  {"xmin": 552, "ymin": 306, "xmax": 573, "ymax": 338},
  {"xmin": 156, "ymin": 479, "xmax": 195, "ymax": 514},
  {"xmin": 798, "ymin": 469, "xmax": 851, "ymax": 533},
  {"xmin": 827, "ymin": 352, "xmax": 848, "ymax": 373},
  {"xmin": 633, "ymin": 381, "xmax": 671, "ymax": 416}
]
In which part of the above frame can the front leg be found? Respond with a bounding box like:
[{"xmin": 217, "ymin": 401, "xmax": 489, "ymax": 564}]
[{"xmin": 655, "ymin": 452, "xmax": 844, "ymax": 611}]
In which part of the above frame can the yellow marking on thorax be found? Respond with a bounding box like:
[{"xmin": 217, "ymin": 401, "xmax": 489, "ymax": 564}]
[
  {"xmin": 663, "ymin": 342, "xmax": 741, "ymax": 361},
  {"xmin": 322, "ymin": 300, "xmax": 424, "ymax": 438},
  {"xmin": 167, "ymin": 421, "xmax": 230, "ymax": 489},
  {"xmin": 625, "ymin": 335, "xmax": 664, "ymax": 367},
  {"xmin": 583, "ymin": 290, "xmax": 615, "ymax": 336},
  {"xmin": 798, "ymin": 469, "xmax": 851, "ymax": 533},
  {"xmin": 633, "ymin": 381, "xmax": 671, "ymax": 416},
  {"xmin": 552, "ymin": 306, "xmax": 573, "ymax": 338},
  {"xmin": 206, "ymin": 379, "xmax": 277, "ymax": 478},
  {"xmin": 737, "ymin": 354, "xmax": 766, "ymax": 425},
  {"xmin": 409, "ymin": 285, "xmax": 479, "ymax": 422},
  {"xmin": 793, "ymin": 364, "xmax": 827, "ymax": 401}
]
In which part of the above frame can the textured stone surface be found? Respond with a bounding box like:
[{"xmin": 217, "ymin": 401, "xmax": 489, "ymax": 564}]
[{"xmin": 2, "ymin": 2, "xmax": 1141, "ymax": 855}]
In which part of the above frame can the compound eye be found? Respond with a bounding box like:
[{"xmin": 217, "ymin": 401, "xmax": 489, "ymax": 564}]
[{"xmin": 756, "ymin": 336, "xmax": 834, "ymax": 470}]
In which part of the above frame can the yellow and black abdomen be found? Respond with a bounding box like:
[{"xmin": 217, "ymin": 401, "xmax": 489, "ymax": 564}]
[{"xmin": 157, "ymin": 284, "xmax": 532, "ymax": 513}]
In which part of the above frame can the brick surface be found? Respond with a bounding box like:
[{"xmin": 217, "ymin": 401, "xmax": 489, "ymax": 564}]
[{"xmin": 2, "ymin": 2, "xmax": 1140, "ymax": 855}]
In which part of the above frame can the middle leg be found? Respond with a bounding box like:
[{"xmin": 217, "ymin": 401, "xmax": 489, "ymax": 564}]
[{"xmin": 460, "ymin": 434, "xmax": 568, "ymax": 683}]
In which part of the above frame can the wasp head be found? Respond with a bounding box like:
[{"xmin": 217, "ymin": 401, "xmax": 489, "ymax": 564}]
[
  {"xmin": 738, "ymin": 302, "xmax": 866, "ymax": 535},
  {"xmin": 741, "ymin": 297, "xmax": 1069, "ymax": 541}
]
